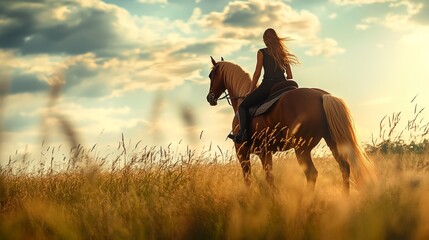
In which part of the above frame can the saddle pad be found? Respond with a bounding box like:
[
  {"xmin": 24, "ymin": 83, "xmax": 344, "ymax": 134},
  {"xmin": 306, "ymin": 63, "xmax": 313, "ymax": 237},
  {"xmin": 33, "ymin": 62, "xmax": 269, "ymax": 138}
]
[{"xmin": 249, "ymin": 85, "xmax": 297, "ymax": 117}]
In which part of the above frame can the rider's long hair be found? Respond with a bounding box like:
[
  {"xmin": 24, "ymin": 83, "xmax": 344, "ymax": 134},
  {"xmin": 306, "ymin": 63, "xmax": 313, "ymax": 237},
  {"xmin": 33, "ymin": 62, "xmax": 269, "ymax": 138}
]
[{"xmin": 263, "ymin": 28, "xmax": 299, "ymax": 70}]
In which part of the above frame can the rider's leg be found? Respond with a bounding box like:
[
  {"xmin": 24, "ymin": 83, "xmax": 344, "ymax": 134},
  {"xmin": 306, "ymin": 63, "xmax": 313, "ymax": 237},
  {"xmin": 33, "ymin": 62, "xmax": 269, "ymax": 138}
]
[{"xmin": 233, "ymin": 81, "xmax": 273, "ymax": 143}]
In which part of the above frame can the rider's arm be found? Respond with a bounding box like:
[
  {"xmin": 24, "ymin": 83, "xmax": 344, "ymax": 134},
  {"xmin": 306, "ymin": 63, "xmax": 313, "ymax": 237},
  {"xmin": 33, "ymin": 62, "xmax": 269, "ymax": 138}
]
[
  {"xmin": 249, "ymin": 50, "xmax": 263, "ymax": 93},
  {"xmin": 285, "ymin": 64, "xmax": 293, "ymax": 80}
]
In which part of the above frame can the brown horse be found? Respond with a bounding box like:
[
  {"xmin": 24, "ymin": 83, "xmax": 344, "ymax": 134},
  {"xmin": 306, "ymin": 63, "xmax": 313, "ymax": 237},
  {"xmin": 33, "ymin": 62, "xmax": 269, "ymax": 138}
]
[{"xmin": 206, "ymin": 58, "xmax": 375, "ymax": 192}]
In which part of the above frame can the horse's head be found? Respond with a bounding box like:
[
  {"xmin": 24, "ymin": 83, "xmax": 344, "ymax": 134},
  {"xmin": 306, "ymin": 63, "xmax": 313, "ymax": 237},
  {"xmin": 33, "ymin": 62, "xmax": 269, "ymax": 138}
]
[{"xmin": 206, "ymin": 56, "xmax": 226, "ymax": 106}]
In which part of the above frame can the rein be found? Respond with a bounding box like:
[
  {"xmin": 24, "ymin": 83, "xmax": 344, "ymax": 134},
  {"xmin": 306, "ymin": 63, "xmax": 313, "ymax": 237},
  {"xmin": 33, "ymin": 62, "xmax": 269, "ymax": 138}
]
[{"xmin": 217, "ymin": 91, "xmax": 246, "ymax": 106}]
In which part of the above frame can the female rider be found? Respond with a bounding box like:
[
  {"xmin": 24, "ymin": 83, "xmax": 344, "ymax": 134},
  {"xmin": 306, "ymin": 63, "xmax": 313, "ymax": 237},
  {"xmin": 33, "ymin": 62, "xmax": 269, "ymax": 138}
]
[{"xmin": 229, "ymin": 28, "xmax": 299, "ymax": 143}]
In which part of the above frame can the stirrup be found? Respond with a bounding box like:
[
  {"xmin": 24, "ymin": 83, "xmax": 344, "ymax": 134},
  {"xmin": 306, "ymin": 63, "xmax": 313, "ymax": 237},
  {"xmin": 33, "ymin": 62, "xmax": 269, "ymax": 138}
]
[
  {"xmin": 228, "ymin": 131, "xmax": 248, "ymax": 144},
  {"xmin": 227, "ymin": 132, "xmax": 235, "ymax": 140}
]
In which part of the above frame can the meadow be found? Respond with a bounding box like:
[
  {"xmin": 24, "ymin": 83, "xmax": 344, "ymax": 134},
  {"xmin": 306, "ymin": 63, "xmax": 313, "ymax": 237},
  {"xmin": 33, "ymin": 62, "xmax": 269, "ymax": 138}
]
[
  {"xmin": 1, "ymin": 138, "xmax": 429, "ymax": 240},
  {"xmin": 1, "ymin": 77, "xmax": 428, "ymax": 239}
]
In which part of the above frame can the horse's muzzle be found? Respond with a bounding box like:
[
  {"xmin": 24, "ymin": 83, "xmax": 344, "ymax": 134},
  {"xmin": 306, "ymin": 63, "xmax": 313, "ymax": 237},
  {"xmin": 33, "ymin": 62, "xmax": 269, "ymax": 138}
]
[{"xmin": 206, "ymin": 93, "xmax": 217, "ymax": 106}]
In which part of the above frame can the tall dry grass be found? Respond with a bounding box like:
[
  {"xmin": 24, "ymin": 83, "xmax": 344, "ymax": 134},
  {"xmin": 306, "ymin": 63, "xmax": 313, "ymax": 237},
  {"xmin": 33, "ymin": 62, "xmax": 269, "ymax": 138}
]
[
  {"xmin": 1, "ymin": 68, "xmax": 429, "ymax": 239},
  {"xmin": 1, "ymin": 143, "xmax": 429, "ymax": 239}
]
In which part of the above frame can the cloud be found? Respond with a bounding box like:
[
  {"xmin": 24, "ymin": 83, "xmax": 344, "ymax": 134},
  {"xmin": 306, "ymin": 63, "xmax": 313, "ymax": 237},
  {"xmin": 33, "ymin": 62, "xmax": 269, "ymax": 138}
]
[
  {"xmin": 0, "ymin": 0, "xmax": 349, "ymax": 159},
  {"xmin": 411, "ymin": 1, "xmax": 429, "ymax": 24},
  {"xmin": 353, "ymin": 0, "xmax": 427, "ymax": 31},
  {"xmin": 1, "ymin": 52, "xmax": 100, "ymax": 95},
  {"xmin": 1, "ymin": 51, "xmax": 66, "ymax": 84},
  {"xmin": 329, "ymin": 13, "xmax": 338, "ymax": 19},
  {"xmin": 355, "ymin": 23, "xmax": 369, "ymax": 30},
  {"xmin": 2, "ymin": 92, "xmax": 46, "ymax": 134},
  {"xmin": 305, "ymin": 38, "xmax": 345, "ymax": 57},
  {"xmin": 1, "ymin": 0, "xmax": 346, "ymax": 98},
  {"xmin": 2, "ymin": 45, "xmax": 207, "ymax": 97},
  {"xmin": 355, "ymin": 17, "xmax": 377, "ymax": 30},
  {"xmin": 0, "ymin": 1, "xmax": 215, "ymax": 94},
  {"xmin": 0, "ymin": 0, "xmax": 140, "ymax": 56},
  {"xmin": 173, "ymin": 42, "xmax": 217, "ymax": 56},
  {"xmin": 9, "ymin": 73, "xmax": 49, "ymax": 94},
  {"xmin": 330, "ymin": 0, "xmax": 395, "ymax": 5},
  {"xmin": 4, "ymin": 112, "xmax": 37, "ymax": 131},
  {"xmin": 138, "ymin": 0, "xmax": 168, "ymax": 4},
  {"xmin": 200, "ymin": 0, "xmax": 345, "ymax": 57},
  {"xmin": 22, "ymin": 101, "xmax": 142, "ymax": 133},
  {"xmin": 172, "ymin": 38, "xmax": 248, "ymax": 57}
]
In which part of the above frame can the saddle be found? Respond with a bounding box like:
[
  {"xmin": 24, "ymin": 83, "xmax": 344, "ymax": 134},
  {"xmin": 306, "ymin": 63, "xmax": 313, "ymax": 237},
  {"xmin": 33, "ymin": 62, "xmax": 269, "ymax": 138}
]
[
  {"xmin": 249, "ymin": 80, "xmax": 298, "ymax": 117},
  {"xmin": 228, "ymin": 80, "xmax": 298, "ymax": 144}
]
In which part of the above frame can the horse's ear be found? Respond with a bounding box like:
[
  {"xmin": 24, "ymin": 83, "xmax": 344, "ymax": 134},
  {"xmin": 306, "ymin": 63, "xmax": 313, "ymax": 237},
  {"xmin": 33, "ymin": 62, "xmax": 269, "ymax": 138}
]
[
  {"xmin": 221, "ymin": 57, "xmax": 224, "ymax": 61},
  {"xmin": 210, "ymin": 56, "xmax": 216, "ymax": 66}
]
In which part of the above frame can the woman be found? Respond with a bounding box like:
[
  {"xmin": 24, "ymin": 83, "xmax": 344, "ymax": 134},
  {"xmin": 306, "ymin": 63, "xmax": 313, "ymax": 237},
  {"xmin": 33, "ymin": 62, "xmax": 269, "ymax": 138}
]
[{"xmin": 229, "ymin": 28, "xmax": 299, "ymax": 144}]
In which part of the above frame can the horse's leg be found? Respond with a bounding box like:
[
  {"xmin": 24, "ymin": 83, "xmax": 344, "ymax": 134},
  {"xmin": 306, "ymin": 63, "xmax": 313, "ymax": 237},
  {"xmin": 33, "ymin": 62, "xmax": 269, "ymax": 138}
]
[
  {"xmin": 295, "ymin": 149, "xmax": 318, "ymax": 190},
  {"xmin": 325, "ymin": 139, "xmax": 350, "ymax": 194},
  {"xmin": 258, "ymin": 151, "xmax": 274, "ymax": 186},
  {"xmin": 236, "ymin": 146, "xmax": 251, "ymax": 186}
]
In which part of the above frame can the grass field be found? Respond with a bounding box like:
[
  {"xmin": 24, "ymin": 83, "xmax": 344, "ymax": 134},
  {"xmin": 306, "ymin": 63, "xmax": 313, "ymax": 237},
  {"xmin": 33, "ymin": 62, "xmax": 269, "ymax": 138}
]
[
  {"xmin": 1, "ymin": 143, "xmax": 429, "ymax": 240},
  {"xmin": 2, "ymin": 61, "xmax": 428, "ymax": 239}
]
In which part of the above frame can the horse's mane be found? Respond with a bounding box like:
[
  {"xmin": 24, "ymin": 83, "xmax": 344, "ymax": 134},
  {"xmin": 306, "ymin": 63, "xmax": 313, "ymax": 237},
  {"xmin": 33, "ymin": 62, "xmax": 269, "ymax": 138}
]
[{"xmin": 217, "ymin": 61, "xmax": 251, "ymax": 98}]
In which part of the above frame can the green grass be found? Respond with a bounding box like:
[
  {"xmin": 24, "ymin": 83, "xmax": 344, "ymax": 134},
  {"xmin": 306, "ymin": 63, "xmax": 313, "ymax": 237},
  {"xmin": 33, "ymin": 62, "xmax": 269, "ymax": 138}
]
[{"xmin": 1, "ymin": 145, "xmax": 429, "ymax": 240}]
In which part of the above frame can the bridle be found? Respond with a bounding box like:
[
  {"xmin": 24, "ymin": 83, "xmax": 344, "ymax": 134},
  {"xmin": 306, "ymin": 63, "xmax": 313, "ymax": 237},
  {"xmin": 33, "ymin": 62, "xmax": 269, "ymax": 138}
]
[
  {"xmin": 208, "ymin": 64, "xmax": 245, "ymax": 106},
  {"xmin": 217, "ymin": 92, "xmax": 245, "ymax": 106}
]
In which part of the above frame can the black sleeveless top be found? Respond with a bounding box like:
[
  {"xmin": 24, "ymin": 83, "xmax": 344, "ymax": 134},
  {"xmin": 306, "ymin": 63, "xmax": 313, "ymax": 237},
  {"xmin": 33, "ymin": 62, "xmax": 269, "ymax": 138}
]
[{"xmin": 260, "ymin": 48, "xmax": 287, "ymax": 81}]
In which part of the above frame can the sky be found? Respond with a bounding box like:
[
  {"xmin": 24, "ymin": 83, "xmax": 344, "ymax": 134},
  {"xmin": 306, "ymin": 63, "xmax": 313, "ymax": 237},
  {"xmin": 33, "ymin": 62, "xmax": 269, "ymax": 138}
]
[{"xmin": 1, "ymin": 0, "xmax": 429, "ymax": 164}]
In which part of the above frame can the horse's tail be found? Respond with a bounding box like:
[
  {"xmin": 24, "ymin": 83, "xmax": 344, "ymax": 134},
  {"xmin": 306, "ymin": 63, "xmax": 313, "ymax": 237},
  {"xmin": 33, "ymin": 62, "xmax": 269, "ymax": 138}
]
[{"xmin": 322, "ymin": 94, "xmax": 376, "ymax": 188}]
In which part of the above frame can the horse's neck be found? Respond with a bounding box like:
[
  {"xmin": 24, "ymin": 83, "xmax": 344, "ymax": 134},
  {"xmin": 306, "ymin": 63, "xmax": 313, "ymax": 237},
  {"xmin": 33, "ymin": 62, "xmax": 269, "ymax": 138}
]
[{"xmin": 222, "ymin": 64, "xmax": 251, "ymax": 110}]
